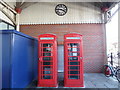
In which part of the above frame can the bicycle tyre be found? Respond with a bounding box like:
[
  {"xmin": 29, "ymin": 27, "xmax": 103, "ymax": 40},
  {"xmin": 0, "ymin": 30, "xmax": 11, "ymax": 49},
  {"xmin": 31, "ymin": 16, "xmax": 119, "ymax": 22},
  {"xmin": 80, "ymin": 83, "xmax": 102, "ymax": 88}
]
[
  {"xmin": 116, "ymin": 69, "xmax": 120, "ymax": 82},
  {"xmin": 104, "ymin": 65, "xmax": 112, "ymax": 77}
]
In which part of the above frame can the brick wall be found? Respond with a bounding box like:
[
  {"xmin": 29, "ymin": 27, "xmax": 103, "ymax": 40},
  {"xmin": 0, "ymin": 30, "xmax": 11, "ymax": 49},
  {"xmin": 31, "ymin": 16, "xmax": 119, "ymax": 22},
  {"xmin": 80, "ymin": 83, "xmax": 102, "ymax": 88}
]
[{"xmin": 20, "ymin": 24, "xmax": 106, "ymax": 73}]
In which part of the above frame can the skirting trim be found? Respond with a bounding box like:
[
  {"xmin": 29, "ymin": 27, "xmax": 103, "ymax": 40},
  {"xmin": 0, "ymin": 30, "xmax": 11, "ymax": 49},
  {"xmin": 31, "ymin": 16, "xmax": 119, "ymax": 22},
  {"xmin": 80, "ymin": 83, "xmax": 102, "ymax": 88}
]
[{"xmin": 20, "ymin": 21, "xmax": 104, "ymax": 25}]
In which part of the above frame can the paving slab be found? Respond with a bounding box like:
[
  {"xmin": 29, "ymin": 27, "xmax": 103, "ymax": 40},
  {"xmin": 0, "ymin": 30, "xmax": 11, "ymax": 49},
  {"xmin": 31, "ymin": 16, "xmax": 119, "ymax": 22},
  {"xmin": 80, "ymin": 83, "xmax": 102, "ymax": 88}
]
[{"xmin": 27, "ymin": 73, "xmax": 119, "ymax": 89}]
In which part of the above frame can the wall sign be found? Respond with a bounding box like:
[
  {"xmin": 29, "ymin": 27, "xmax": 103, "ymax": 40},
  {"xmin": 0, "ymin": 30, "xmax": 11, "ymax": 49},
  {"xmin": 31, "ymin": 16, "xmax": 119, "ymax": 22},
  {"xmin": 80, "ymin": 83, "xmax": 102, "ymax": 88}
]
[{"xmin": 55, "ymin": 4, "xmax": 67, "ymax": 16}]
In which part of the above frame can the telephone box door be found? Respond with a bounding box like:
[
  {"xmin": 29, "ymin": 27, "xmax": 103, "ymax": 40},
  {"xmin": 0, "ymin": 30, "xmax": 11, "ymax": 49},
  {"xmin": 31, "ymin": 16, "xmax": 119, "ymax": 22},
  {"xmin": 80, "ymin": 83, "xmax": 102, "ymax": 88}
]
[
  {"xmin": 64, "ymin": 33, "xmax": 84, "ymax": 87},
  {"xmin": 38, "ymin": 34, "xmax": 57, "ymax": 87}
]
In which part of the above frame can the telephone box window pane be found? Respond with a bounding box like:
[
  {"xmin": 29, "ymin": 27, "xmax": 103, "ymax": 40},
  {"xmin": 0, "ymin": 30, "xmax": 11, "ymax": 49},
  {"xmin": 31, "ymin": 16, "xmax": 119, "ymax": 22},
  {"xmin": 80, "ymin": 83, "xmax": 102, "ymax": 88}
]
[
  {"xmin": 43, "ymin": 48, "xmax": 51, "ymax": 52},
  {"xmin": 69, "ymin": 71, "xmax": 79, "ymax": 74},
  {"xmin": 68, "ymin": 57, "xmax": 78, "ymax": 60},
  {"xmin": 69, "ymin": 53, "xmax": 79, "ymax": 56},
  {"xmin": 69, "ymin": 62, "xmax": 79, "ymax": 65},
  {"xmin": 43, "ymin": 75, "xmax": 51, "ymax": 79},
  {"xmin": 43, "ymin": 57, "xmax": 52, "ymax": 61},
  {"xmin": 68, "ymin": 48, "xmax": 80, "ymax": 52},
  {"xmin": 69, "ymin": 75, "xmax": 79, "ymax": 79},
  {"xmin": 68, "ymin": 43, "xmax": 79, "ymax": 47},
  {"xmin": 43, "ymin": 53, "xmax": 51, "ymax": 56},
  {"xmin": 43, "ymin": 44, "xmax": 52, "ymax": 47},
  {"xmin": 43, "ymin": 62, "xmax": 52, "ymax": 65},
  {"xmin": 43, "ymin": 66, "xmax": 51, "ymax": 70},
  {"xmin": 43, "ymin": 71, "xmax": 51, "ymax": 74},
  {"xmin": 69, "ymin": 66, "xmax": 79, "ymax": 70}
]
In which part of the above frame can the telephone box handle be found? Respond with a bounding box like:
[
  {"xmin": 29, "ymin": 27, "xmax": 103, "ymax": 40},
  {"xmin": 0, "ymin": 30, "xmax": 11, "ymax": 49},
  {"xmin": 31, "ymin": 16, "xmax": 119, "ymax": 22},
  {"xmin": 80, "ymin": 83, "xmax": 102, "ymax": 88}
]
[
  {"xmin": 80, "ymin": 57, "xmax": 83, "ymax": 60},
  {"xmin": 39, "ymin": 58, "xmax": 42, "ymax": 61}
]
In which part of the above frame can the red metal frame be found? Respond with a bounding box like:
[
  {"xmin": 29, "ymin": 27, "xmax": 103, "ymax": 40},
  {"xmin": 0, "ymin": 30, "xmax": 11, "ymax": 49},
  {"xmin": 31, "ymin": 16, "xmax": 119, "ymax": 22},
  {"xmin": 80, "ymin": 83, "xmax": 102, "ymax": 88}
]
[
  {"xmin": 37, "ymin": 34, "xmax": 58, "ymax": 87},
  {"xmin": 64, "ymin": 33, "xmax": 84, "ymax": 87}
]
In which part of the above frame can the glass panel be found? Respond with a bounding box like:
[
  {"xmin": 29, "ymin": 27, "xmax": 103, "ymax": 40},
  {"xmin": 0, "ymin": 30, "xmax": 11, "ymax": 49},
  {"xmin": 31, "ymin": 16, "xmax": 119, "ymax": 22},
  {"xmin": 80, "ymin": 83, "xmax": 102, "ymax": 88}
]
[
  {"xmin": 68, "ymin": 57, "xmax": 78, "ymax": 60},
  {"xmin": 69, "ymin": 75, "xmax": 79, "ymax": 79},
  {"xmin": 0, "ymin": 22, "xmax": 8, "ymax": 30},
  {"xmin": 43, "ymin": 62, "xmax": 52, "ymax": 65},
  {"xmin": 43, "ymin": 57, "xmax": 52, "ymax": 61},
  {"xmin": 43, "ymin": 66, "xmax": 51, "ymax": 70},
  {"xmin": 69, "ymin": 62, "xmax": 79, "ymax": 65},
  {"xmin": 68, "ymin": 43, "xmax": 80, "ymax": 52},
  {"xmin": 69, "ymin": 71, "xmax": 79, "ymax": 74},
  {"xmin": 9, "ymin": 25, "xmax": 15, "ymax": 30},
  {"xmin": 43, "ymin": 53, "xmax": 51, "ymax": 56},
  {"xmin": 43, "ymin": 48, "xmax": 51, "ymax": 52},
  {"xmin": 43, "ymin": 71, "xmax": 51, "ymax": 74},
  {"xmin": 69, "ymin": 66, "xmax": 79, "ymax": 70},
  {"xmin": 68, "ymin": 43, "xmax": 79, "ymax": 47},
  {"xmin": 43, "ymin": 44, "xmax": 52, "ymax": 47},
  {"xmin": 43, "ymin": 75, "xmax": 51, "ymax": 79},
  {"xmin": 68, "ymin": 48, "xmax": 79, "ymax": 52},
  {"xmin": 69, "ymin": 52, "xmax": 79, "ymax": 56}
]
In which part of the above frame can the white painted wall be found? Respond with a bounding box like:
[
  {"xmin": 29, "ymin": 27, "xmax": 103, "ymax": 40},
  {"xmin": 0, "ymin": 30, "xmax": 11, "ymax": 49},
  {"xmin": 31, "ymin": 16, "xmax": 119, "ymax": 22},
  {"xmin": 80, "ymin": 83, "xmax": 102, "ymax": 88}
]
[
  {"xmin": 106, "ymin": 5, "xmax": 118, "ymax": 66},
  {"xmin": 58, "ymin": 45, "xmax": 64, "ymax": 72},
  {"xmin": 20, "ymin": 2, "xmax": 102, "ymax": 24},
  {"xmin": 106, "ymin": 5, "xmax": 118, "ymax": 54}
]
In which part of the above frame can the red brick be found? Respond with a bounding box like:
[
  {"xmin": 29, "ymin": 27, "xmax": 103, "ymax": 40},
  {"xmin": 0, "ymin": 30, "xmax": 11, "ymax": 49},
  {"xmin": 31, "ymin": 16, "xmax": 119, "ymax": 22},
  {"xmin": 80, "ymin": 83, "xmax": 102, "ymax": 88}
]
[{"xmin": 20, "ymin": 24, "xmax": 106, "ymax": 73}]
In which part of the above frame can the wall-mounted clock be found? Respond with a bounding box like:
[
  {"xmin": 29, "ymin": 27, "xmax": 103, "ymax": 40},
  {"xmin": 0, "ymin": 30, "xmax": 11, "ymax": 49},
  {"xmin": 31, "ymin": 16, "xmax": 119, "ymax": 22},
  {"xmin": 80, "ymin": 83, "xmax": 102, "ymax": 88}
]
[{"xmin": 55, "ymin": 4, "xmax": 68, "ymax": 16}]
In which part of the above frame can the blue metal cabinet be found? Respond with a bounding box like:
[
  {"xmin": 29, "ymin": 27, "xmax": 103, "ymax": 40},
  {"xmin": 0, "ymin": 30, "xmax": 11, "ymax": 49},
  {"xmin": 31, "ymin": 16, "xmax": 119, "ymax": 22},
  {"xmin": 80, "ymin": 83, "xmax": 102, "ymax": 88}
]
[{"xmin": 0, "ymin": 30, "xmax": 38, "ymax": 88}]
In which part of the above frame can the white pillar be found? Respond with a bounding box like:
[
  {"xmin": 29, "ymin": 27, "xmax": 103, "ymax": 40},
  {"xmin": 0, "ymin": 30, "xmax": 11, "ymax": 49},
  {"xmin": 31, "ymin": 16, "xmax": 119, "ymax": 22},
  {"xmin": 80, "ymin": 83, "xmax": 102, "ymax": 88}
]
[
  {"xmin": 0, "ymin": 27, "xmax": 2, "ymax": 90},
  {"xmin": 16, "ymin": 14, "xmax": 20, "ymax": 31}
]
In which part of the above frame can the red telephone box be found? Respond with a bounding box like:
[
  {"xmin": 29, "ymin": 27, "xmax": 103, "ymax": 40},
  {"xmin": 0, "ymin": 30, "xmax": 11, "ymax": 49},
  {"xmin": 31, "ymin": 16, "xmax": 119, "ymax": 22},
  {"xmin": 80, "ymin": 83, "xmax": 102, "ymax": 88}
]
[
  {"xmin": 64, "ymin": 33, "xmax": 84, "ymax": 87},
  {"xmin": 38, "ymin": 34, "xmax": 58, "ymax": 87}
]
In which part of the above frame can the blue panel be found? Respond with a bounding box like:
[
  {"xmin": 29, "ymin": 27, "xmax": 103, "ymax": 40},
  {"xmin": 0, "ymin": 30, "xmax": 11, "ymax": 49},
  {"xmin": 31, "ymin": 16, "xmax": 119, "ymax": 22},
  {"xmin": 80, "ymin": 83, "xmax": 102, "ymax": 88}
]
[
  {"xmin": 0, "ymin": 30, "xmax": 36, "ymax": 40},
  {"xmin": 11, "ymin": 33, "xmax": 33, "ymax": 88},
  {"xmin": 1, "ymin": 33, "xmax": 12, "ymax": 88},
  {"xmin": 33, "ymin": 40, "xmax": 38, "ymax": 80},
  {"xmin": 1, "ymin": 30, "xmax": 38, "ymax": 88},
  {"xmin": 0, "ymin": 33, "xmax": 1, "ymax": 90}
]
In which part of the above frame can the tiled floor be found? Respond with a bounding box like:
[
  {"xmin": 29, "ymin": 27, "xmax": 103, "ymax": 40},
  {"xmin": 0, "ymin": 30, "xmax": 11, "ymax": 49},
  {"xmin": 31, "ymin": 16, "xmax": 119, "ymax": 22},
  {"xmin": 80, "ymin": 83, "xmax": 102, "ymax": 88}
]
[{"xmin": 27, "ymin": 73, "xmax": 119, "ymax": 89}]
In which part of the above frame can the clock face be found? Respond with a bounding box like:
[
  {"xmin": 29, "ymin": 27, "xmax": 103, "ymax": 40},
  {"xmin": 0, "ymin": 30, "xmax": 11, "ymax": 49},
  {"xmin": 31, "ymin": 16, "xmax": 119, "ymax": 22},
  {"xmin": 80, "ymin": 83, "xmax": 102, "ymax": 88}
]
[{"xmin": 55, "ymin": 4, "xmax": 67, "ymax": 16}]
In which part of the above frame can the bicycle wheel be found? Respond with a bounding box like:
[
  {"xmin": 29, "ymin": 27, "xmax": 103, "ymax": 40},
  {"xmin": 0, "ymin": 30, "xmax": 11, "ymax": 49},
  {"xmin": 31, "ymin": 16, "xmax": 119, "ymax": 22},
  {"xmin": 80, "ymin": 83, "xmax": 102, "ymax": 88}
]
[
  {"xmin": 116, "ymin": 69, "xmax": 120, "ymax": 82},
  {"xmin": 104, "ymin": 65, "xmax": 112, "ymax": 77}
]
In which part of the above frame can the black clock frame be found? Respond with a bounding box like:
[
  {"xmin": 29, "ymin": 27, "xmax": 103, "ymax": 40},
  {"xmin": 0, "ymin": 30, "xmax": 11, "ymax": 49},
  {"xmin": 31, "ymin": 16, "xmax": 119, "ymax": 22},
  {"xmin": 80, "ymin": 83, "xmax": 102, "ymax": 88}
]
[{"xmin": 55, "ymin": 4, "xmax": 68, "ymax": 16}]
